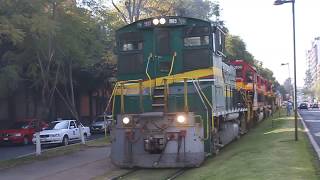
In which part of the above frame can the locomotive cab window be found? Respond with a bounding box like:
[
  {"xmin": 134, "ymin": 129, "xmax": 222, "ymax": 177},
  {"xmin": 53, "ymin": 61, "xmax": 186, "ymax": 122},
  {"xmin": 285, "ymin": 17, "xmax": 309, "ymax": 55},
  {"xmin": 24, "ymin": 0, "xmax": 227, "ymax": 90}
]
[
  {"xmin": 246, "ymin": 71, "xmax": 253, "ymax": 83},
  {"xmin": 235, "ymin": 65, "xmax": 243, "ymax": 77},
  {"xmin": 121, "ymin": 41, "xmax": 143, "ymax": 51},
  {"xmin": 183, "ymin": 26, "xmax": 209, "ymax": 47},
  {"xmin": 182, "ymin": 26, "xmax": 211, "ymax": 71},
  {"xmin": 214, "ymin": 27, "xmax": 225, "ymax": 55},
  {"xmin": 118, "ymin": 32, "xmax": 143, "ymax": 52},
  {"xmin": 184, "ymin": 36, "xmax": 209, "ymax": 47},
  {"xmin": 117, "ymin": 32, "xmax": 144, "ymax": 74}
]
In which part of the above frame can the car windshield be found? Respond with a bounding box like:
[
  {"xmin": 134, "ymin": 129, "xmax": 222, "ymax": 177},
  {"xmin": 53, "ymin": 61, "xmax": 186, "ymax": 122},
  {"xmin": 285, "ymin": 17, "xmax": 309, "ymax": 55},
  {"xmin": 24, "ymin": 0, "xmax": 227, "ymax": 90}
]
[
  {"xmin": 46, "ymin": 121, "xmax": 69, "ymax": 130},
  {"xmin": 95, "ymin": 116, "xmax": 112, "ymax": 122},
  {"xmin": 95, "ymin": 117, "xmax": 104, "ymax": 122},
  {"xmin": 11, "ymin": 122, "xmax": 29, "ymax": 129}
]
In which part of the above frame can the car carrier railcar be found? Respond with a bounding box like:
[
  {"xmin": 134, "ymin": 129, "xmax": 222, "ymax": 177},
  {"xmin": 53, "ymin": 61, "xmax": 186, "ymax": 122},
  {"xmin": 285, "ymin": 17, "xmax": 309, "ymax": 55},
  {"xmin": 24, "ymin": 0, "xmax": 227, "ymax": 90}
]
[{"xmin": 107, "ymin": 16, "xmax": 275, "ymax": 168}]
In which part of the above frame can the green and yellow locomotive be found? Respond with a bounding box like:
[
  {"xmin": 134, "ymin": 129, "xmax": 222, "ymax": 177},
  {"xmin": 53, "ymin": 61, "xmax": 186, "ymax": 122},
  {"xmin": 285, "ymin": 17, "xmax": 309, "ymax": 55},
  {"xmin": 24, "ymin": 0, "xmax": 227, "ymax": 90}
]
[{"xmin": 109, "ymin": 16, "xmax": 255, "ymax": 168}]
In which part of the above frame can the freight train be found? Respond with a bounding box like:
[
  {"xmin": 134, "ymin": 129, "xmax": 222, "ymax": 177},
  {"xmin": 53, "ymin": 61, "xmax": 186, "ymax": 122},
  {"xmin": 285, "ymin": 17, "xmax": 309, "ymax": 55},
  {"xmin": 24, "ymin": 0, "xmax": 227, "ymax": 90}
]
[{"xmin": 107, "ymin": 16, "xmax": 276, "ymax": 168}]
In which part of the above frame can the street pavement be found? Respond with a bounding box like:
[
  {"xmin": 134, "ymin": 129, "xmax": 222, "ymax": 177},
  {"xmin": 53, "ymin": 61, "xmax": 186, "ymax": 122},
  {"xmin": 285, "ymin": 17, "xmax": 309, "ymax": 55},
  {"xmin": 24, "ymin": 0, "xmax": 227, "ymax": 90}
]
[
  {"xmin": 0, "ymin": 133, "xmax": 105, "ymax": 161},
  {"xmin": 0, "ymin": 145, "xmax": 115, "ymax": 180},
  {"xmin": 299, "ymin": 109, "xmax": 320, "ymax": 148}
]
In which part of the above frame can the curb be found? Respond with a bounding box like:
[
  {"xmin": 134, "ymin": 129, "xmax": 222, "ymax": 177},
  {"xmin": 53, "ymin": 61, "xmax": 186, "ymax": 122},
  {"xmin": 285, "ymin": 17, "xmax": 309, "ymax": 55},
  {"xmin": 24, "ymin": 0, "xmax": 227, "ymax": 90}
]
[
  {"xmin": 15, "ymin": 136, "xmax": 107, "ymax": 159},
  {"xmin": 298, "ymin": 112, "xmax": 320, "ymax": 160}
]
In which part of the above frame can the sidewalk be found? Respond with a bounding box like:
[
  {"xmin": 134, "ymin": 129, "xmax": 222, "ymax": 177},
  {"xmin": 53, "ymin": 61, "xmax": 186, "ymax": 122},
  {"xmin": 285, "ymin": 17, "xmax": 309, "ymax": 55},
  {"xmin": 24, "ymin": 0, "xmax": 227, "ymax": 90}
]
[
  {"xmin": 177, "ymin": 112, "xmax": 320, "ymax": 180},
  {"xmin": 0, "ymin": 146, "xmax": 115, "ymax": 180}
]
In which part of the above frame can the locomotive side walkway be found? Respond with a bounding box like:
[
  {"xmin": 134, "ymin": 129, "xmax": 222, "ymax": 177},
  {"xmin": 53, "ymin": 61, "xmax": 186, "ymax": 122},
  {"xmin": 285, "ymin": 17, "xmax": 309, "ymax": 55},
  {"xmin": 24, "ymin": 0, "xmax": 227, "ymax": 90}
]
[{"xmin": 176, "ymin": 112, "xmax": 320, "ymax": 180}]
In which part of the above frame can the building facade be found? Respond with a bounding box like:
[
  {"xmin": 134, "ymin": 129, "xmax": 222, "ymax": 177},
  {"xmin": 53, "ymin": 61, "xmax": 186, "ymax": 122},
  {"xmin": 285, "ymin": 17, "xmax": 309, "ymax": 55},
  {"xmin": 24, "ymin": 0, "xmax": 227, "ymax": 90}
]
[{"xmin": 306, "ymin": 37, "xmax": 320, "ymax": 88}]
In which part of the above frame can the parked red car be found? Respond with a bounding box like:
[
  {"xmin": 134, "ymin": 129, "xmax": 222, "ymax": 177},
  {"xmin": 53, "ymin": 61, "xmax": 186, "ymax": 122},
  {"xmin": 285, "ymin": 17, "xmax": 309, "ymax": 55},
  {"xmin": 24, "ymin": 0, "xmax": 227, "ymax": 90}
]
[{"xmin": 0, "ymin": 119, "xmax": 48, "ymax": 145}]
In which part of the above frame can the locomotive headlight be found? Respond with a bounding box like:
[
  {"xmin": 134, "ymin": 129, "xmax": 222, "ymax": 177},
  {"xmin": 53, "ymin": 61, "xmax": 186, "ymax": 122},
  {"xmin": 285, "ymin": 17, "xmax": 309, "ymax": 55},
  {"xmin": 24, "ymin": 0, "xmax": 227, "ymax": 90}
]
[
  {"xmin": 159, "ymin": 18, "xmax": 166, "ymax": 24},
  {"xmin": 177, "ymin": 115, "xmax": 186, "ymax": 124},
  {"xmin": 122, "ymin": 117, "xmax": 130, "ymax": 124},
  {"xmin": 152, "ymin": 18, "xmax": 159, "ymax": 25}
]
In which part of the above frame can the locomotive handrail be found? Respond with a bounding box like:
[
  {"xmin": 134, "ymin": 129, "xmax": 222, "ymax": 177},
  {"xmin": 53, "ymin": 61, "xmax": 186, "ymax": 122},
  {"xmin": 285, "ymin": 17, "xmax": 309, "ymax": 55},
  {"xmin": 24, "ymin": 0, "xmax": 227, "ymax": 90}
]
[
  {"xmin": 104, "ymin": 82, "xmax": 120, "ymax": 123},
  {"xmin": 194, "ymin": 80, "xmax": 215, "ymax": 133},
  {"xmin": 105, "ymin": 79, "xmax": 144, "ymax": 122},
  {"xmin": 192, "ymin": 80, "xmax": 210, "ymax": 140},
  {"xmin": 145, "ymin": 53, "xmax": 153, "ymax": 96},
  {"xmin": 168, "ymin": 51, "xmax": 177, "ymax": 76}
]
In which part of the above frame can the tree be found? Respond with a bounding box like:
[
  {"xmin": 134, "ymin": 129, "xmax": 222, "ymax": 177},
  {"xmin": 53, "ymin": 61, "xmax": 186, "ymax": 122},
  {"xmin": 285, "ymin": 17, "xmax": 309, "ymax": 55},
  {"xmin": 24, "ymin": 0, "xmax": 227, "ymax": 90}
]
[
  {"xmin": 283, "ymin": 78, "xmax": 293, "ymax": 100},
  {"xmin": 173, "ymin": 0, "xmax": 220, "ymax": 20},
  {"xmin": 53, "ymin": 4, "xmax": 108, "ymax": 143},
  {"xmin": 278, "ymin": 84, "xmax": 288, "ymax": 100},
  {"xmin": 225, "ymin": 34, "xmax": 254, "ymax": 64},
  {"xmin": 111, "ymin": 0, "xmax": 221, "ymax": 24},
  {"xmin": 302, "ymin": 69, "xmax": 314, "ymax": 97},
  {"xmin": 0, "ymin": 0, "xmax": 35, "ymax": 98},
  {"xmin": 0, "ymin": 0, "xmax": 114, "ymax": 150}
]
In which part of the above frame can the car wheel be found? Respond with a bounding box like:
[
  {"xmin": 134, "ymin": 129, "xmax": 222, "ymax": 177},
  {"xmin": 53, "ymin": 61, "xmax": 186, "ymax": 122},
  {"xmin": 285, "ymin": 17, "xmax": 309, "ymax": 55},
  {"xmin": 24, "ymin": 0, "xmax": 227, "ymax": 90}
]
[
  {"xmin": 62, "ymin": 136, "xmax": 69, "ymax": 146},
  {"xmin": 23, "ymin": 136, "xmax": 29, "ymax": 145}
]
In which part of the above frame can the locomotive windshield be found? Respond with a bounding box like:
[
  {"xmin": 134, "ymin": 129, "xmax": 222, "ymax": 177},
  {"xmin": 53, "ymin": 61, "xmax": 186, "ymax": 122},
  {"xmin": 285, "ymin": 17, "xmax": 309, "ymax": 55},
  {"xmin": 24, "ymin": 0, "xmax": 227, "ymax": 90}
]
[
  {"xmin": 182, "ymin": 26, "xmax": 210, "ymax": 71},
  {"xmin": 234, "ymin": 65, "xmax": 243, "ymax": 77},
  {"xmin": 184, "ymin": 36, "xmax": 209, "ymax": 47},
  {"xmin": 183, "ymin": 26, "xmax": 210, "ymax": 47},
  {"xmin": 118, "ymin": 32, "xmax": 143, "ymax": 52},
  {"xmin": 117, "ymin": 32, "xmax": 144, "ymax": 75},
  {"xmin": 246, "ymin": 71, "xmax": 253, "ymax": 83}
]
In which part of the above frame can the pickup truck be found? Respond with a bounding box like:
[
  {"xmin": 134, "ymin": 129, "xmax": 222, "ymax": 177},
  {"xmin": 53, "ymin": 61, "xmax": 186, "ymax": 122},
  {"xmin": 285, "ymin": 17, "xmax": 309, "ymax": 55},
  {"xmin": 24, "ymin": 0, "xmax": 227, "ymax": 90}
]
[{"xmin": 33, "ymin": 120, "xmax": 91, "ymax": 146}]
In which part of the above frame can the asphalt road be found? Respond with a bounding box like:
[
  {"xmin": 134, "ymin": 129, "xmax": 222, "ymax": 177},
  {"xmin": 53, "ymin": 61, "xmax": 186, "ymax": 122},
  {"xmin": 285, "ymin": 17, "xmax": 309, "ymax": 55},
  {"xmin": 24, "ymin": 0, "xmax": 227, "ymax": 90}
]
[
  {"xmin": 0, "ymin": 133, "xmax": 105, "ymax": 161},
  {"xmin": 0, "ymin": 145, "xmax": 114, "ymax": 180},
  {"xmin": 299, "ymin": 109, "xmax": 320, "ymax": 147}
]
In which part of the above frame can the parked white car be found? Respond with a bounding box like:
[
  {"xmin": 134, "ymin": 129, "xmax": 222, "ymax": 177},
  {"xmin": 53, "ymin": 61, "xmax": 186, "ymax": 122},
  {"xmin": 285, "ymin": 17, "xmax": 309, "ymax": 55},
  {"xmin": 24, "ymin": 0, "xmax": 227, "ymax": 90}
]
[{"xmin": 32, "ymin": 120, "xmax": 91, "ymax": 146}]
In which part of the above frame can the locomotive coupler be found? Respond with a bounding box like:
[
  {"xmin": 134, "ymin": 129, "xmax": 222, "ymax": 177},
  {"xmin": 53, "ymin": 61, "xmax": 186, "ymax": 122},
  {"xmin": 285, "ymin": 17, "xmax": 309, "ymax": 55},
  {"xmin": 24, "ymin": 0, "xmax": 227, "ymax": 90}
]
[{"xmin": 143, "ymin": 134, "xmax": 165, "ymax": 154}]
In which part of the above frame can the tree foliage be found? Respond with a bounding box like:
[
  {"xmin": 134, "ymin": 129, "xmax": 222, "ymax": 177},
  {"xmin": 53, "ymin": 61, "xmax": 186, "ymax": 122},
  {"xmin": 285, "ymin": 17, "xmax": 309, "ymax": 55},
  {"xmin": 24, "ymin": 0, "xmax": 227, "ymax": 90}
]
[
  {"xmin": 225, "ymin": 34, "xmax": 254, "ymax": 64},
  {"xmin": 111, "ymin": 0, "xmax": 221, "ymax": 24},
  {"xmin": 225, "ymin": 34, "xmax": 277, "ymax": 84},
  {"xmin": 0, "ymin": 0, "xmax": 114, "ymax": 120}
]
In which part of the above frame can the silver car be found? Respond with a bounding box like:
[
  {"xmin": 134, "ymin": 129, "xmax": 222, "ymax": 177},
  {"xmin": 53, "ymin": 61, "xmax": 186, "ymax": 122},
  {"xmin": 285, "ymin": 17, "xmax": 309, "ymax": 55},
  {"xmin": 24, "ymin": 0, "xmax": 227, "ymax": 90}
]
[{"xmin": 90, "ymin": 115, "xmax": 113, "ymax": 134}]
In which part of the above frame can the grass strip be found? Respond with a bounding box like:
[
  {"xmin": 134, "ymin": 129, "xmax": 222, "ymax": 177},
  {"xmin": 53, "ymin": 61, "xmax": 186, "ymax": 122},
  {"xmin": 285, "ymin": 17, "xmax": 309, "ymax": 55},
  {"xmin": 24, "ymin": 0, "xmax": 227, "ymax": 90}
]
[
  {"xmin": 0, "ymin": 136, "xmax": 110, "ymax": 170},
  {"xmin": 177, "ymin": 112, "xmax": 320, "ymax": 180},
  {"xmin": 86, "ymin": 136, "xmax": 110, "ymax": 147}
]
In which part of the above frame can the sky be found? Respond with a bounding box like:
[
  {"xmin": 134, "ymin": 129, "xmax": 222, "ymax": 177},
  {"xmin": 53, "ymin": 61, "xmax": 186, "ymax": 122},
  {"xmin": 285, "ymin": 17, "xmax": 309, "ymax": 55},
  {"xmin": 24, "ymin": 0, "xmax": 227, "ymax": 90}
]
[{"xmin": 217, "ymin": 0, "xmax": 320, "ymax": 87}]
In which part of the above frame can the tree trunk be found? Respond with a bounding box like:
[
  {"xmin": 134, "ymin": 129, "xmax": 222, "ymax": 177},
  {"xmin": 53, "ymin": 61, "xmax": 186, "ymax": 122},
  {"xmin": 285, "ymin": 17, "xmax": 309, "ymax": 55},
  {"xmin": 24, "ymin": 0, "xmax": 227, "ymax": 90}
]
[
  {"xmin": 25, "ymin": 87, "xmax": 29, "ymax": 118},
  {"xmin": 89, "ymin": 90, "xmax": 93, "ymax": 123}
]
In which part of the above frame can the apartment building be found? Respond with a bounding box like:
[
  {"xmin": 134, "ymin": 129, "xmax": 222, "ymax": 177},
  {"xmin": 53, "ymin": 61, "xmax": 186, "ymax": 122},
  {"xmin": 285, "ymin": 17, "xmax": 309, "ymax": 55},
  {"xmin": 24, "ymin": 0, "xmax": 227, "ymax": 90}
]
[{"xmin": 306, "ymin": 37, "xmax": 320, "ymax": 88}]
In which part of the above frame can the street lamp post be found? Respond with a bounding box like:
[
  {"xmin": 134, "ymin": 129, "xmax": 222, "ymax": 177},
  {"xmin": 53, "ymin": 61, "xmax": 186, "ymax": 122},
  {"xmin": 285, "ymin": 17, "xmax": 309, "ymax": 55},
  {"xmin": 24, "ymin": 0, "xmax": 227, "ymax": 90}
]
[{"xmin": 274, "ymin": 0, "xmax": 298, "ymax": 141}]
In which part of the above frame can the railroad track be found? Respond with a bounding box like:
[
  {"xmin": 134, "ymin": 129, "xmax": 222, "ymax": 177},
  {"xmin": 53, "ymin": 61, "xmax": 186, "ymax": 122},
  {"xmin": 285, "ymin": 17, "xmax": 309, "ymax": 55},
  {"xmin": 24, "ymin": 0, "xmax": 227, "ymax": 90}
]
[
  {"xmin": 109, "ymin": 168, "xmax": 188, "ymax": 180},
  {"xmin": 110, "ymin": 168, "xmax": 139, "ymax": 180},
  {"xmin": 165, "ymin": 168, "xmax": 188, "ymax": 180}
]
